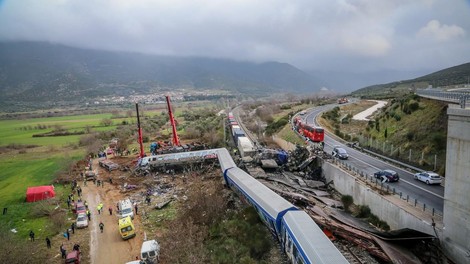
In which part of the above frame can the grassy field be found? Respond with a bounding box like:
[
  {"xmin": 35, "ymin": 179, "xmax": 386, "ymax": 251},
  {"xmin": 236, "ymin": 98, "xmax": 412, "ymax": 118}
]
[
  {"xmin": 0, "ymin": 113, "xmax": 132, "ymax": 147},
  {"xmin": 0, "ymin": 101, "xmax": 222, "ymax": 241},
  {"xmin": 0, "ymin": 112, "xmax": 118, "ymax": 239},
  {"xmin": 277, "ymin": 125, "xmax": 305, "ymax": 145},
  {"xmin": 0, "ymin": 151, "xmax": 80, "ymax": 239}
]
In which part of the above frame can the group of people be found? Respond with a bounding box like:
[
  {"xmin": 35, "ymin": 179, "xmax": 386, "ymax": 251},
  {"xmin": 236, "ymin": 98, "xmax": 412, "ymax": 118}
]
[{"xmin": 60, "ymin": 243, "xmax": 80, "ymax": 259}]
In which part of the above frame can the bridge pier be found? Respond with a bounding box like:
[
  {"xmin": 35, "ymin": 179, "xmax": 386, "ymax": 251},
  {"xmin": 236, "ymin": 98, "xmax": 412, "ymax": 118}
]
[{"xmin": 442, "ymin": 105, "xmax": 470, "ymax": 264}]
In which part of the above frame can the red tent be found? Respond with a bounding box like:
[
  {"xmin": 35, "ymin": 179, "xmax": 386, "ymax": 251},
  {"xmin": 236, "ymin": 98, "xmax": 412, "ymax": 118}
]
[{"xmin": 26, "ymin": 185, "xmax": 55, "ymax": 202}]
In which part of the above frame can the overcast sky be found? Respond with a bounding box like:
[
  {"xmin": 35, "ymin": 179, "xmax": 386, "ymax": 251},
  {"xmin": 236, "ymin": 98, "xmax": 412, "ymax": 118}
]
[{"xmin": 1, "ymin": 0, "xmax": 469, "ymax": 87}]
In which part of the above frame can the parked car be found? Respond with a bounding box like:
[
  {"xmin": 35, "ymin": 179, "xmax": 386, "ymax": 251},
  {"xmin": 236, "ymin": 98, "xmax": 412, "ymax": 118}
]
[
  {"xmin": 374, "ymin": 169, "xmax": 399, "ymax": 182},
  {"xmin": 332, "ymin": 147, "xmax": 348, "ymax": 160},
  {"xmin": 76, "ymin": 213, "xmax": 88, "ymax": 228},
  {"xmin": 73, "ymin": 202, "xmax": 86, "ymax": 215},
  {"xmin": 414, "ymin": 171, "xmax": 442, "ymax": 185},
  {"xmin": 84, "ymin": 170, "xmax": 96, "ymax": 181},
  {"xmin": 65, "ymin": 249, "xmax": 80, "ymax": 264}
]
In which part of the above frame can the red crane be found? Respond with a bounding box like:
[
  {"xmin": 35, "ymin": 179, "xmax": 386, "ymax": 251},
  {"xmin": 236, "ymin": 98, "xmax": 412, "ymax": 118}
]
[
  {"xmin": 165, "ymin": 95, "xmax": 180, "ymax": 146},
  {"xmin": 135, "ymin": 103, "xmax": 145, "ymax": 158}
]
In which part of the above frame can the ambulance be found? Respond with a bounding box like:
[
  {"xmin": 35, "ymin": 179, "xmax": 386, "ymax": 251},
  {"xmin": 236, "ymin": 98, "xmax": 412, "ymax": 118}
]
[{"xmin": 118, "ymin": 216, "xmax": 136, "ymax": 240}]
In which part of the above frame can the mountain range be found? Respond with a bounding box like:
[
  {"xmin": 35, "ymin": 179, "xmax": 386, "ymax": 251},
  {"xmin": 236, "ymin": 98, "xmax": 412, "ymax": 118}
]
[{"xmin": 0, "ymin": 42, "xmax": 325, "ymax": 110}]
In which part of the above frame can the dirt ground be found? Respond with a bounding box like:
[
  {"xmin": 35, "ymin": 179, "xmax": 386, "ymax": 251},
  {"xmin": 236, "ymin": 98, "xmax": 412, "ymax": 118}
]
[
  {"xmin": 88, "ymin": 157, "xmax": 144, "ymax": 264},
  {"xmin": 45, "ymin": 156, "xmax": 145, "ymax": 264}
]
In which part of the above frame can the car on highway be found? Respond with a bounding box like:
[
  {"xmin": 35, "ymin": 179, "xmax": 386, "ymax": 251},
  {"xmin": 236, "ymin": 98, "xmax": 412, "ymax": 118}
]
[
  {"xmin": 76, "ymin": 213, "xmax": 88, "ymax": 228},
  {"xmin": 414, "ymin": 171, "xmax": 442, "ymax": 185},
  {"xmin": 374, "ymin": 169, "xmax": 399, "ymax": 182},
  {"xmin": 332, "ymin": 146, "xmax": 348, "ymax": 160}
]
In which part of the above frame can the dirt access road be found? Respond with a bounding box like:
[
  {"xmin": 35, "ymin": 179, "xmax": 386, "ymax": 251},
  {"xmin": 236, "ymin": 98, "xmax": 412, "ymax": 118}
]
[{"xmin": 84, "ymin": 158, "xmax": 144, "ymax": 264}]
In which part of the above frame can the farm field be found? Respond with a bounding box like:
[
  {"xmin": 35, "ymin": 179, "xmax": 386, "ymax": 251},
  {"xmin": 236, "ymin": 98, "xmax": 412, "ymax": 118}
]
[
  {"xmin": 0, "ymin": 113, "xmax": 132, "ymax": 147},
  {"xmin": 0, "ymin": 101, "xmax": 222, "ymax": 241},
  {"xmin": 0, "ymin": 112, "xmax": 124, "ymax": 241}
]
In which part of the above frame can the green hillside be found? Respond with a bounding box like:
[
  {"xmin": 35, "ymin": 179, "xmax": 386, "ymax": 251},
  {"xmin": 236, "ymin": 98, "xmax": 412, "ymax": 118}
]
[
  {"xmin": 322, "ymin": 95, "xmax": 448, "ymax": 174},
  {"xmin": 352, "ymin": 62, "xmax": 470, "ymax": 98}
]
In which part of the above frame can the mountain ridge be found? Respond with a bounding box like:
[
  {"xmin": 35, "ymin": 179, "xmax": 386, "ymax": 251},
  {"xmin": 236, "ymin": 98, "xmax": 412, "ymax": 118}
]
[
  {"xmin": 351, "ymin": 62, "xmax": 470, "ymax": 98},
  {"xmin": 0, "ymin": 41, "xmax": 324, "ymax": 109}
]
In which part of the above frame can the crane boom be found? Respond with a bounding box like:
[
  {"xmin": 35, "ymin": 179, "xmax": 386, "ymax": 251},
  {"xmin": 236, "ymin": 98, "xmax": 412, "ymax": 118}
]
[
  {"xmin": 135, "ymin": 103, "xmax": 145, "ymax": 158},
  {"xmin": 165, "ymin": 95, "xmax": 180, "ymax": 146}
]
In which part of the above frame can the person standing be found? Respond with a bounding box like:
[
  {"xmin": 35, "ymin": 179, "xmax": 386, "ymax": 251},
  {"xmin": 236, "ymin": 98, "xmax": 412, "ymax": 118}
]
[
  {"xmin": 46, "ymin": 237, "xmax": 51, "ymax": 249},
  {"xmin": 99, "ymin": 222, "xmax": 104, "ymax": 233},
  {"xmin": 60, "ymin": 244, "xmax": 66, "ymax": 259},
  {"xmin": 134, "ymin": 203, "xmax": 138, "ymax": 215},
  {"xmin": 71, "ymin": 223, "xmax": 75, "ymax": 234},
  {"xmin": 29, "ymin": 230, "xmax": 35, "ymax": 242},
  {"xmin": 66, "ymin": 229, "xmax": 70, "ymax": 241},
  {"xmin": 87, "ymin": 210, "xmax": 91, "ymax": 221},
  {"xmin": 108, "ymin": 206, "xmax": 113, "ymax": 215}
]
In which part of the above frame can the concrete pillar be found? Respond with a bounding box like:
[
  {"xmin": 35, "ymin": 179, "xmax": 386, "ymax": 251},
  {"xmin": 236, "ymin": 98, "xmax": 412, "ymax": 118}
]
[{"xmin": 442, "ymin": 105, "xmax": 470, "ymax": 264}]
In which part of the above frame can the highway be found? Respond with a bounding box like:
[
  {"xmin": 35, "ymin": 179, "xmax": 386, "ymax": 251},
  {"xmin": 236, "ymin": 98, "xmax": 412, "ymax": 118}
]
[{"xmin": 303, "ymin": 104, "xmax": 445, "ymax": 214}]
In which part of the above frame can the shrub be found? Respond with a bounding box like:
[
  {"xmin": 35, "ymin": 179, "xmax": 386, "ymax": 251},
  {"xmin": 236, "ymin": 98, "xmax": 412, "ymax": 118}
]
[
  {"xmin": 341, "ymin": 195, "xmax": 353, "ymax": 212},
  {"xmin": 408, "ymin": 101, "xmax": 420, "ymax": 112},
  {"xmin": 406, "ymin": 132, "xmax": 414, "ymax": 141},
  {"xmin": 356, "ymin": 205, "xmax": 371, "ymax": 218}
]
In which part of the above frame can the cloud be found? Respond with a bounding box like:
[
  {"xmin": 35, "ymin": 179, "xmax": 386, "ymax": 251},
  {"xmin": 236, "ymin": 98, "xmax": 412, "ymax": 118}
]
[
  {"xmin": 418, "ymin": 20, "xmax": 466, "ymax": 41},
  {"xmin": 340, "ymin": 34, "xmax": 391, "ymax": 57},
  {"xmin": 0, "ymin": 0, "xmax": 469, "ymax": 78}
]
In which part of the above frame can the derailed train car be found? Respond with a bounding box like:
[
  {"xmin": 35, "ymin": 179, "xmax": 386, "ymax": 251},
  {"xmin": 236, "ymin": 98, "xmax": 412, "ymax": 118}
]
[
  {"xmin": 219, "ymin": 151, "xmax": 349, "ymax": 264},
  {"xmin": 224, "ymin": 167, "xmax": 296, "ymax": 237},
  {"xmin": 141, "ymin": 148, "xmax": 348, "ymax": 264}
]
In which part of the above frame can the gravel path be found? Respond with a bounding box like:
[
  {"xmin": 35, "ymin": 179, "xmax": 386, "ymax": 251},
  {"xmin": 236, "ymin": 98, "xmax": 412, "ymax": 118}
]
[{"xmin": 352, "ymin": 100, "xmax": 387, "ymax": 121}]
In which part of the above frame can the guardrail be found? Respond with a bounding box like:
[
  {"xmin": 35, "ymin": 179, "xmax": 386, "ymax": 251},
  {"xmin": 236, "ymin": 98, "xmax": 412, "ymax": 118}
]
[
  {"xmin": 299, "ymin": 108, "xmax": 444, "ymax": 219},
  {"xmin": 416, "ymin": 89, "xmax": 470, "ymax": 108},
  {"xmin": 331, "ymin": 157, "xmax": 443, "ymax": 219}
]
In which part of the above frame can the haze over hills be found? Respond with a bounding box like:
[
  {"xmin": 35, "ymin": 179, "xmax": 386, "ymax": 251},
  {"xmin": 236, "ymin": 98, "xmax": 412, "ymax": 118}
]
[
  {"xmin": 351, "ymin": 62, "xmax": 470, "ymax": 98},
  {"xmin": 0, "ymin": 42, "xmax": 325, "ymax": 111}
]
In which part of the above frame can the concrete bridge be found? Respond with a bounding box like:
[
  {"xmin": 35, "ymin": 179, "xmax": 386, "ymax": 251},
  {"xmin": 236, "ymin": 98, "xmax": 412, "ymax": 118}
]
[{"xmin": 416, "ymin": 88, "xmax": 470, "ymax": 108}]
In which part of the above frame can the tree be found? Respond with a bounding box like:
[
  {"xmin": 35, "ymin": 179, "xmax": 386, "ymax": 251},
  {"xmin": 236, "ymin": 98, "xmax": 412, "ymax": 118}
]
[
  {"xmin": 384, "ymin": 127, "xmax": 388, "ymax": 138},
  {"xmin": 341, "ymin": 195, "xmax": 354, "ymax": 212},
  {"xmin": 101, "ymin": 118, "xmax": 113, "ymax": 126}
]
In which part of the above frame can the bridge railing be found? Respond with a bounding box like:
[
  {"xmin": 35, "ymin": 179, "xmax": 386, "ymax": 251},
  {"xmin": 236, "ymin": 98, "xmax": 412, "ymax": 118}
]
[
  {"xmin": 330, "ymin": 157, "xmax": 443, "ymax": 221},
  {"xmin": 416, "ymin": 89, "xmax": 470, "ymax": 108}
]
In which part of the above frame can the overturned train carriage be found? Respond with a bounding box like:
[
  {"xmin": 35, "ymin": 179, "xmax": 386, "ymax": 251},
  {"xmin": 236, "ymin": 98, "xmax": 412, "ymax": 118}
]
[
  {"xmin": 223, "ymin": 167, "xmax": 296, "ymax": 237},
  {"xmin": 140, "ymin": 148, "xmax": 348, "ymax": 264}
]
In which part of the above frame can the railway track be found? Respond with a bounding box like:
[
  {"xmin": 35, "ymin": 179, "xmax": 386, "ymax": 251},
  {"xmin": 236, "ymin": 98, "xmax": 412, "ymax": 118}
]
[{"xmin": 232, "ymin": 106, "xmax": 259, "ymax": 146}]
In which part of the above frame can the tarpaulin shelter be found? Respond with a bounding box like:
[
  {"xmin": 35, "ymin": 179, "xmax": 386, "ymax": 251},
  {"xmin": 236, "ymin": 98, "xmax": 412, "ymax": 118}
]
[{"xmin": 26, "ymin": 185, "xmax": 55, "ymax": 202}]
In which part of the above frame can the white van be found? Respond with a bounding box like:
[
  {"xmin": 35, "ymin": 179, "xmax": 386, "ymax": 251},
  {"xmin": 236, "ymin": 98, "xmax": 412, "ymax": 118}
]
[
  {"xmin": 141, "ymin": 240, "xmax": 160, "ymax": 263},
  {"xmin": 118, "ymin": 199, "xmax": 134, "ymax": 219}
]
